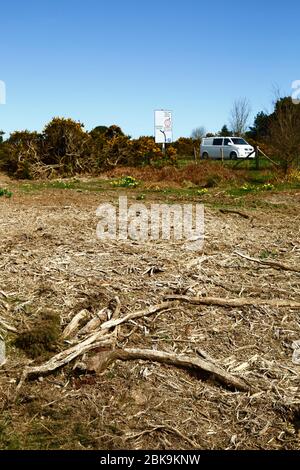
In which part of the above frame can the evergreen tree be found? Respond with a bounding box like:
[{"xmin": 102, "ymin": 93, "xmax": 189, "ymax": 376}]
[{"xmin": 219, "ymin": 125, "xmax": 231, "ymax": 136}]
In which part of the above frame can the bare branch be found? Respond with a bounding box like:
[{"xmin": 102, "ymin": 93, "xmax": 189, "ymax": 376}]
[{"xmin": 229, "ymin": 98, "xmax": 251, "ymax": 135}]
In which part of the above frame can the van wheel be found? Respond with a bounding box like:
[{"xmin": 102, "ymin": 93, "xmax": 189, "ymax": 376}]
[
  {"xmin": 202, "ymin": 152, "xmax": 209, "ymax": 160},
  {"xmin": 230, "ymin": 152, "xmax": 238, "ymax": 160}
]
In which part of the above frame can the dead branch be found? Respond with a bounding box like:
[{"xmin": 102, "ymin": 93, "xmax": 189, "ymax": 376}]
[
  {"xmin": 0, "ymin": 338, "xmax": 6, "ymax": 367},
  {"xmin": 112, "ymin": 296, "xmax": 121, "ymax": 320},
  {"xmin": 219, "ymin": 209, "xmax": 250, "ymax": 219},
  {"xmin": 87, "ymin": 347, "xmax": 250, "ymax": 392},
  {"xmin": 164, "ymin": 295, "xmax": 300, "ymax": 309},
  {"xmin": 111, "ymin": 296, "xmax": 121, "ymax": 345},
  {"xmin": 77, "ymin": 308, "xmax": 107, "ymax": 337},
  {"xmin": 234, "ymin": 251, "xmax": 300, "ymax": 273},
  {"xmin": 16, "ymin": 298, "xmax": 124, "ymax": 389},
  {"xmin": 77, "ymin": 317, "xmax": 101, "ymax": 337},
  {"xmin": 100, "ymin": 301, "xmax": 177, "ymax": 330},
  {"xmin": 62, "ymin": 309, "xmax": 89, "ymax": 339},
  {"xmin": 16, "ymin": 332, "xmax": 113, "ymax": 390}
]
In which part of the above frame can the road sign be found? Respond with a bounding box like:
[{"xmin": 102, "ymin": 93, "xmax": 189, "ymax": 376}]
[{"xmin": 154, "ymin": 110, "xmax": 173, "ymax": 144}]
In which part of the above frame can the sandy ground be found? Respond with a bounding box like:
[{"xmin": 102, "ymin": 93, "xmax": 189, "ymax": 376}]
[{"xmin": 0, "ymin": 184, "xmax": 299, "ymax": 450}]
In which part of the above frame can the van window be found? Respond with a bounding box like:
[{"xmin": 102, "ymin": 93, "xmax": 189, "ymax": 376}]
[
  {"xmin": 213, "ymin": 138, "xmax": 223, "ymax": 146},
  {"xmin": 224, "ymin": 138, "xmax": 231, "ymax": 145},
  {"xmin": 231, "ymin": 138, "xmax": 248, "ymax": 145}
]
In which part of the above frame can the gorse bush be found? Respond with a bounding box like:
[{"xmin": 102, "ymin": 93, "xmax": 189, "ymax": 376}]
[{"xmin": 0, "ymin": 119, "xmax": 178, "ymax": 179}]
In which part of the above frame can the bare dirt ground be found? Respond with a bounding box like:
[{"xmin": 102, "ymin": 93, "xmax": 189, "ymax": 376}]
[{"xmin": 0, "ymin": 181, "xmax": 299, "ymax": 450}]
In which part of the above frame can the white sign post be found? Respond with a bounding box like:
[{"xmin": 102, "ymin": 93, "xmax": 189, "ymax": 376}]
[{"xmin": 154, "ymin": 110, "xmax": 173, "ymax": 154}]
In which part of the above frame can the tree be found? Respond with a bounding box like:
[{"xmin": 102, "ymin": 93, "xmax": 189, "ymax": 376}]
[
  {"xmin": 229, "ymin": 98, "xmax": 251, "ymax": 135},
  {"xmin": 269, "ymin": 97, "xmax": 300, "ymax": 173},
  {"xmin": 247, "ymin": 111, "xmax": 270, "ymax": 140},
  {"xmin": 89, "ymin": 126, "xmax": 108, "ymax": 139},
  {"xmin": 191, "ymin": 126, "xmax": 206, "ymax": 140},
  {"xmin": 0, "ymin": 131, "xmax": 4, "ymax": 144},
  {"xmin": 104, "ymin": 125, "xmax": 125, "ymax": 139},
  {"xmin": 219, "ymin": 125, "xmax": 232, "ymax": 136}
]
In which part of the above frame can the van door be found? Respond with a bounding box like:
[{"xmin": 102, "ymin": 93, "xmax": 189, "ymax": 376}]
[
  {"xmin": 212, "ymin": 138, "xmax": 223, "ymax": 159},
  {"xmin": 223, "ymin": 138, "xmax": 232, "ymax": 159}
]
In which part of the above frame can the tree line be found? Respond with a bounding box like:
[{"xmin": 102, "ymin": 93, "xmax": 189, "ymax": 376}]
[
  {"xmin": 0, "ymin": 96, "xmax": 299, "ymax": 178},
  {"xmin": 191, "ymin": 96, "xmax": 300, "ymax": 173}
]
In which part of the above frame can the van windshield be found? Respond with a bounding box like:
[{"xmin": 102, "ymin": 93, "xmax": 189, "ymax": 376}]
[{"xmin": 231, "ymin": 138, "xmax": 248, "ymax": 145}]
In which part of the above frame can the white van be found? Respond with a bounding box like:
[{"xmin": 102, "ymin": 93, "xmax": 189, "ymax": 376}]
[{"xmin": 200, "ymin": 137, "xmax": 255, "ymax": 160}]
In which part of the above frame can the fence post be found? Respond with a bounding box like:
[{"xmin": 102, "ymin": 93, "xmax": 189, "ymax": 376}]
[
  {"xmin": 255, "ymin": 146, "xmax": 259, "ymax": 171},
  {"xmin": 220, "ymin": 147, "xmax": 224, "ymax": 164},
  {"xmin": 194, "ymin": 146, "xmax": 197, "ymax": 163}
]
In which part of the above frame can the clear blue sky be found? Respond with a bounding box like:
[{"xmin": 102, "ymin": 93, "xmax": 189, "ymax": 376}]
[{"xmin": 0, "ymin": 0, "xmax": 299, "ymax": 139}]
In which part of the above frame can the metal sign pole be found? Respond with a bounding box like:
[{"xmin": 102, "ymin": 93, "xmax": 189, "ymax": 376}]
[
  {"xmin": 154, "ymin": 110, "xmax": 173, "ymax": 149},
  {"xmin": 161, "ymin": 130, "xmax": 166, "ymax": 156}
]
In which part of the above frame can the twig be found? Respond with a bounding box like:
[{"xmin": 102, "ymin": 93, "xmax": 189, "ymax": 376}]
[
  {"xmin": 112, "ymin": 296, "xmax": 121, "ymax": 345},
  {"xmin": 100, "ymin": 302, "xmax": 178, "ymax": 330},
  {"xmin": 88, "ymin": 347, "xmax": 250, "ymax": 392},
  {"xmin": 234, "ymin": 251, "xmax": 300, "ymax": 273},
  {"xmin": 219, "ymin": 209, "xmax": 250, "ymax": 219},
  {"xmin": 164, "ymin": 294, "xmax": 300, "ymax": 309},
  {"xmin": 0, "ymin": 317, "xmax": 17, "ymax": 333},
  {"xmin": 125, "ymin": 424, "xmax": 198, "ymax": 448}
]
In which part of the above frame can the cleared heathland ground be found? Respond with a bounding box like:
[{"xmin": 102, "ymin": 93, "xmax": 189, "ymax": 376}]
[{"xmin": 0, "ymin": 170, "xmax": 299, "ymax": 450}]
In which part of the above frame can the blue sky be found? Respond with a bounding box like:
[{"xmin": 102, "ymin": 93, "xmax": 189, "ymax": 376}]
[{"xmin": 0, "ymin": 0, "xmax": 299, "ymax": 139}]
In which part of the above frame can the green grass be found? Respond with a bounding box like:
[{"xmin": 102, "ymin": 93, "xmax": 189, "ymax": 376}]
[
  {"xmin": 176, "ymin": 155, "xmax": 196, "ymax": 167},
  {"xmin": 19, "ymin": 179, "xmax": 107, "ymax": 193},
  {"xmin": 223, "ymin": 157, "xmax": 274, "ymax": 171},
  {"xmin": 259, "ymin": 249, "xmax": 277, "ymax": 259},
  {"xmin": 227, "ymin": 180, "xmax": 300, "ymax": 198},
  {"xmin": 10, "ymin": 163, "xmax": 300, "ymax": 201}
]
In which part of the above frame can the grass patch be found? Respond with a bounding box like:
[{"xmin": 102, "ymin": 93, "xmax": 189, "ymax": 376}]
[
  {"xmin": 110, "ymin": 176, "xmax": 139, "ymax": 188},
  {"xmin": 0, "ymin": 188, "xmax": 12, "ymax": 198},
  {"xmin": 259, "ymin": 249, "xmax": 277, "ymax": 259},
  {"xmin": 227, "ymin": 184, "xmax": 258, "ymax": 197},
  {"xmin": 19, "ymin": 178, "xmax": 107, "ymax": 193},
  {"xmin": 0, "ymin": 413, "xmax": 20, "ymax": 450},
  {"xmin": 246, "ymin": 171, "xmax": 276, "ymax": 184}
]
